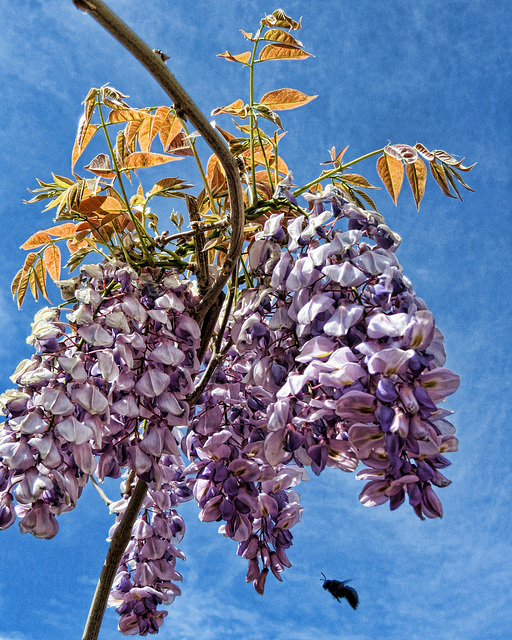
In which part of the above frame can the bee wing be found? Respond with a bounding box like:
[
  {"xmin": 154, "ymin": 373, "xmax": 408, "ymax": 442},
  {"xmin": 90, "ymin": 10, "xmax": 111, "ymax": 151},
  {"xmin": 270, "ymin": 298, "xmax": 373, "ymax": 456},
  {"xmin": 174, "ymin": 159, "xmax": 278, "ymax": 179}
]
[{"xmin": 343, "ymin": 585, "xmax": 359, "ymax": 610}]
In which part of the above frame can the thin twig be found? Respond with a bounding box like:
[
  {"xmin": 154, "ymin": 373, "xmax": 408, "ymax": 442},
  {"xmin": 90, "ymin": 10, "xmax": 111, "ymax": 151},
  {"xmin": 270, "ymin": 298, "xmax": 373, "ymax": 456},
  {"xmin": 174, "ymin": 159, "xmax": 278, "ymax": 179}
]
[
  {"xmin": 158, "ymin": 218, "xmax": 230, "ymax": 245},
  {"xmin": 186, "ymin": 194, "xmax": 210, "ymax": 297},
  {"xmin": 81, "ymin": 479, "xmax": 148, "ymax": 640}
]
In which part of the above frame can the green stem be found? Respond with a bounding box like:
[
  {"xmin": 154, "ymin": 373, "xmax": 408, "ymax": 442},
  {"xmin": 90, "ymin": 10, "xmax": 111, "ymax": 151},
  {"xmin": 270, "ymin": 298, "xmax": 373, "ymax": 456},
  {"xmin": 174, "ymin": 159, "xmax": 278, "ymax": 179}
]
[
  {"xmin": 182, "ymin": 121, "xmax": 219, "ymax": 217},
  {"xmin": 293, "ymin": 148, "xmax": 384, "ymax": 196},
  {"xmin": 255, "ymin": 123, "xmax": 274, "ymax": 192},
  {"xmin": 248, "ymin": 38, "xmax": 259, "ymax": 203},
  {"xmin": 97, "ymin": 101, "xmax": 152, "ymax": 263}
]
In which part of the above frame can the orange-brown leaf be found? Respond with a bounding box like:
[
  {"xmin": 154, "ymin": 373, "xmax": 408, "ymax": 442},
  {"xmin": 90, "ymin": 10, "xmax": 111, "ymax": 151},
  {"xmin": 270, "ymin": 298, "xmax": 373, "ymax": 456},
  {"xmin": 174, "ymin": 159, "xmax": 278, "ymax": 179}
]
[
  {"xmin": 77, "ymin": 196, "xmax": 124, "ymax": 216},
  {"xmin": 206, "ymin": 154, "xmax": 227, "ymax": 194},
  {"xmin": 260, "ymin": 88, "xmax": 317, "ymax": 111},
  {"xmin": 262, "ymin": 9, "xmax": 302, "ymax": 30},
  {"xmin": 11, "ymin": 268, "xmax": 23, "ymax": 298},
  {"xmin": 34, "ymin": 258, "xmax": 50, "ymax": 302},
  {"xmin": 137, "ymin": 115, "xmax": 156, "ymax": 153},
  {"xmin": 217, "ymin": 51, "xmax": 251, "ymax": 64},
  {"xmin": 108, "ymin": 109, "xmax": 147, "ymax": 124},
  {"xmin": 156, "ymin": 108, "xmax": 182, "ymax": 150},
  {"xmin": 22, "ymin": 253, "xmax": 37, "ymax": 275},
  {"xmin": 43, "ymin": 245, "xmax": 61, "ymax": 282},
  {"xmin": 72, "ymin": 123, "xmax": 98, "ymax": 171},
  {"xmin": 84, "ymin": 154, "xmax": 116, "ymax": 179},
  {"xmin": 165, "ymin": 131, "xmax": 194, "ymax": 156},
  {"xmin": 376, "ymin": 154, "xmax": 404, "ymax": 205},
  {"xmin": 29, "ymin": 270, "xmax": 39, "ymax": 302},
  {"xmin": 263, "ymin": 29, "xmax": 304, "ymax": 47},
  {"xmin": 20, "ymin": 231, "xmax": 52, "ymax": 250},
  {"xmin": 17, "ymin": 270, "xmax": 31, "ymax": 307},
  {"xmin": 125, "ymin": 119, "xmax": 145, "ymax": 148},
  {"xmin": 406, "ymin": 158, "xmax": 427, "ymax": 210},
  {"xmin": 341, "ymin": 174, "xmax": 379, "ymax": 189},
  {"xmin": 211, "ymin": 99, "xmax": 247, "ymax": 117},
  {"xmin": 258, "ymin": 44, "xmax": 312, "ymax": 61},
  {"xmin": 124, "ymin": 152, "xmax": 182, "ymax": 169}
]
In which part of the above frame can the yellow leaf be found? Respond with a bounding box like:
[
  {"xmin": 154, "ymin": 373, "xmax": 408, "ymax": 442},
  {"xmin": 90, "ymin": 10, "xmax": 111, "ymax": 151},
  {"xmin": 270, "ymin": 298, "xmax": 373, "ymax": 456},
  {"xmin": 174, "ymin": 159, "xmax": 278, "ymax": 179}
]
[
  {"xmin": 430, "ymin": 160, "xmax": 456, "ymax": 199},
  {"xmin": 43, "ymin": 245, "xmax": 61, "ymax": 282},
  {"xmin": 260, "ymin": 88, "xmax": 317, "ymax": 111},
  {"xmin": 51, "ymin": 174, "xmax": 75, "ymax": 189},
  {"xmin": 406, "ymin": 159, "xmax": 427, "ymax": 210},
  {"xmin": 217, "ymin": 51, "xmax": 251, "ymax": 64},
  {"xmin": 20, "ymin": 231, "xmax": 51, "ymax": 250},
  {"xmin": 376, "ymin": 154, "xmax": 404, "ymax": 205},
  {"xmin": 124, "ymin": 152, "xmax": 182, "ymax": 169},
  {"xmin": 258, "ymin": 44, "xmax": 313, "ymax": 62},
  {"xmin": 341, "ymin": 174, "xmax": 379, "ymax": 189}
]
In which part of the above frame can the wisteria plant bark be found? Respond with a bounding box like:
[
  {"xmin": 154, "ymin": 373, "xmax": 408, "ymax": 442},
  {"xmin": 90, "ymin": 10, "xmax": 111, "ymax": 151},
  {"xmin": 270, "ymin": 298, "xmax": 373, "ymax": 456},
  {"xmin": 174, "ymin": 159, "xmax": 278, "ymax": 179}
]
[{"xmin": 1, "ymin": 2, "xmax": 474, "ymax": 639}]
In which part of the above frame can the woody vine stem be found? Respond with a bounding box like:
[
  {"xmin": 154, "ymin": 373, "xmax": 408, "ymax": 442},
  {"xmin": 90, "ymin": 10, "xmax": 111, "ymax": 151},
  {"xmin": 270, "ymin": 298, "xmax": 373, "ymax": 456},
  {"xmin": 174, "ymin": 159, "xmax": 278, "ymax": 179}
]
[{"xmin": 71, "ymin": 1, "xmax": 244, "ymax": 639}]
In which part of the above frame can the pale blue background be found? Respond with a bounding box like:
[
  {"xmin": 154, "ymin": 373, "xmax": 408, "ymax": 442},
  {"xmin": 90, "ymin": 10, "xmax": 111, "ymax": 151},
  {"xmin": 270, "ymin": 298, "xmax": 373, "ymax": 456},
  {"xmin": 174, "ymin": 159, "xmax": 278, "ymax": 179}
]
[{"xmin": 1, "ymin": 1, "xmax": 511, "ymax": 639}]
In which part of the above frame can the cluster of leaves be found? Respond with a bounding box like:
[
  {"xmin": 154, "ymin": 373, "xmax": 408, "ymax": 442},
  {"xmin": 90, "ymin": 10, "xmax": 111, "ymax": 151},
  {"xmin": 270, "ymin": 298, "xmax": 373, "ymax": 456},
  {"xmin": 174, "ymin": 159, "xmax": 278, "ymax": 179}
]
[{"xmin": 2, "ymin": 7, "xmax": 475, "ymax": 638}]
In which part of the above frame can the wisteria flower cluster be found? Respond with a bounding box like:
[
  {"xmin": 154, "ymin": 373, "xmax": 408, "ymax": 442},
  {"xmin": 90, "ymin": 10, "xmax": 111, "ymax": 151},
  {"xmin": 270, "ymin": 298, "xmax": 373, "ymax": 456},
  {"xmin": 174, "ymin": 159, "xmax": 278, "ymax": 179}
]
[
  {"xmin": 184, "ymin": 191, "xmax": 459, "ymax": 592},
  {"xmin": 0, "ymin": 196, "xmax": 460, "ymax": 633},
  {"xmin": 0, "ymin": 262, "xmax": 199, "ymax": 629},
  {"xmin": 1, "ymin": 6, "xmax": 473, "ymax": 637}
]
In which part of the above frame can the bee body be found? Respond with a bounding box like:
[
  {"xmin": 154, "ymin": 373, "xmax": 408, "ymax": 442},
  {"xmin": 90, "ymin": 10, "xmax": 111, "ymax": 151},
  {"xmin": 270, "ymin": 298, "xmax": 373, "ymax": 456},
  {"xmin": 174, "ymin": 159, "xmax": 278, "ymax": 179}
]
[{"xmin": 321, "ymin": 573, "xmax": 359, "ymax": 610}]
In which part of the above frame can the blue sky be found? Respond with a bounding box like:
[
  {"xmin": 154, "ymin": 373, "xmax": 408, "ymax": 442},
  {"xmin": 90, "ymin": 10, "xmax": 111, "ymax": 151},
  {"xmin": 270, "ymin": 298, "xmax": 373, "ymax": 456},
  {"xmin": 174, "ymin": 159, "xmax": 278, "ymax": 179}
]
[{"xmin": 1, "ymin": 1, "xmax": 511, "ymax": 639}]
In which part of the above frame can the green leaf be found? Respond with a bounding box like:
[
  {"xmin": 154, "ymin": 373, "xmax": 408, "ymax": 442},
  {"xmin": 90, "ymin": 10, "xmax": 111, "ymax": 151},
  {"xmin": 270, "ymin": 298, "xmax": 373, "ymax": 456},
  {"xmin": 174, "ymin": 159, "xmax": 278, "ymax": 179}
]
[{"xmin": 253, "ymin": 104, "xmax": 284, "ymax": 130}]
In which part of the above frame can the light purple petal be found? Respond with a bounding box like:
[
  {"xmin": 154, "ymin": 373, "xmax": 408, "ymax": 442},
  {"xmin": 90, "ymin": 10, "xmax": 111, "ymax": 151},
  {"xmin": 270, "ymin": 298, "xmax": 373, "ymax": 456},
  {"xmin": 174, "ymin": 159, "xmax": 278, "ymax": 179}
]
[
  {"xmin": 367, "ymin": 348, "xmax": 415, "ymax": 375},
  {"xmin": 324, "ymin": 304, "xmax": 364, "ymax": 337}
]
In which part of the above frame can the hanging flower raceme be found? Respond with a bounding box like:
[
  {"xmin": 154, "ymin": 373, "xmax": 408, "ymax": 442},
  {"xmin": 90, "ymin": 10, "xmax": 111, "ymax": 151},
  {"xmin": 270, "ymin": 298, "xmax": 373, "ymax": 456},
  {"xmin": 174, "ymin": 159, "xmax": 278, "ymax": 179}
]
[
  {"xmin": 196, "ymin": 199, "xmax": 460, "ymax": 595},
  {"xmin": 0, "ymin": 262, "xmax": 200, "ymax": 540},
  {"xmin": 108, "ymin": 465, "xmax": 190, "ymax": 636}
]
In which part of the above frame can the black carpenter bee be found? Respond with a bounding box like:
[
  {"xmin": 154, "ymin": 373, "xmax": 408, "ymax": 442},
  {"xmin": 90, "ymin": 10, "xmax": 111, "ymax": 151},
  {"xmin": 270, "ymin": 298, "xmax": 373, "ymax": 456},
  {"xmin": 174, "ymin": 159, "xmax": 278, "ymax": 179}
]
[{"xmin": 321, "ymin": 573, "xmax": 359, "ymax": 610}]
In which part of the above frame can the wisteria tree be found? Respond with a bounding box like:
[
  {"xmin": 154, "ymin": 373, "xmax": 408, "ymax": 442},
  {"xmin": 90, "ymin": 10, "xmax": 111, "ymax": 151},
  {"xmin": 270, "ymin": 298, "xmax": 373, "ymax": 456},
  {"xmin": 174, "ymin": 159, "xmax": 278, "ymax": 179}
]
[{"xmin": 0, "ymin": 1, "xmax": 474, "ymax": 638}]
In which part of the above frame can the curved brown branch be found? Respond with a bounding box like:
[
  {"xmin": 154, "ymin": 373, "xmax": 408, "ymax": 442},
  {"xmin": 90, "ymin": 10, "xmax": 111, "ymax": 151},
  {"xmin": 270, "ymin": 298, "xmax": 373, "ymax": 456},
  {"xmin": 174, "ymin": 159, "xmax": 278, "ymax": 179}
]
[
  {"xmin": 81, "ymin": 478, "xmax": 148, "ymax": 640},
  {"xmin": 72, "ymin": 0, "xmax": 245, "ymax": 326}
]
